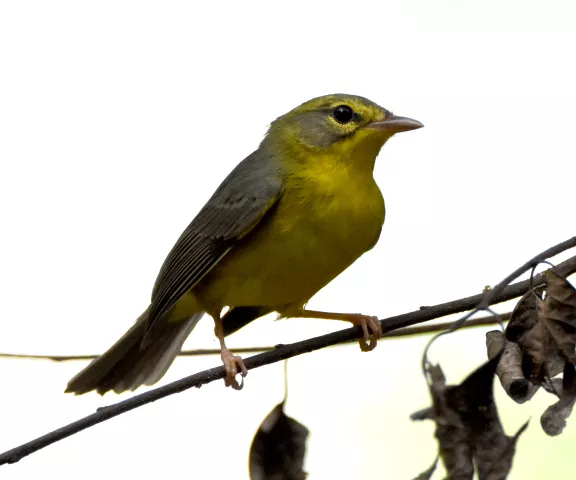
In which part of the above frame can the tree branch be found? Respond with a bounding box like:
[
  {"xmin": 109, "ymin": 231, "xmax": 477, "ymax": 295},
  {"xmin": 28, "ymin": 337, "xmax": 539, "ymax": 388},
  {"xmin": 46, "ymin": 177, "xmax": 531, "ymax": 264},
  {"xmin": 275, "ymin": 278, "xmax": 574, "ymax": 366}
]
[
  {"xmin": 1, "ymin": 239, "xmax": 575, "ymax": 466},
  {"xmin": 477, "ymin": 236, "xmax": 576, "ymax": 310},
  {"xmin": 0, "ymin": 314, "xmax": 511, "ymax": 362}
]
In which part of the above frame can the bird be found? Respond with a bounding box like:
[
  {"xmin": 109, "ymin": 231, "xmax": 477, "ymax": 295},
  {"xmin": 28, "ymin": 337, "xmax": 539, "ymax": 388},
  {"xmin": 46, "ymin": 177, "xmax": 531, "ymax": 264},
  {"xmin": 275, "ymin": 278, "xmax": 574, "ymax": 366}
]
[{"xmin": 65, "ymin": 93, "xmax": 423, "ymax": 395}]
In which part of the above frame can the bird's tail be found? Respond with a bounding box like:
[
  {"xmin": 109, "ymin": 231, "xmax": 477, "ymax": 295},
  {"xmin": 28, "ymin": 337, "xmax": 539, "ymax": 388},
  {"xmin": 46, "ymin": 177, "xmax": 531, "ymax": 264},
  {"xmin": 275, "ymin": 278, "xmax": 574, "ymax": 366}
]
[{"xmin": 65, "ymin": 308, "xmax": 204, "ymax": 395}]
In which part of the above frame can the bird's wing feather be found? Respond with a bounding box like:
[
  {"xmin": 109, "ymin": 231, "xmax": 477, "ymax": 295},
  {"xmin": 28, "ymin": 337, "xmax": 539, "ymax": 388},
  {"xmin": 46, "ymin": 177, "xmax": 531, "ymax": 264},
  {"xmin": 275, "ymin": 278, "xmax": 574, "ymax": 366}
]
[{"xmin": 148, "ymin": 151, "xmax": 283, "ymax": 327}]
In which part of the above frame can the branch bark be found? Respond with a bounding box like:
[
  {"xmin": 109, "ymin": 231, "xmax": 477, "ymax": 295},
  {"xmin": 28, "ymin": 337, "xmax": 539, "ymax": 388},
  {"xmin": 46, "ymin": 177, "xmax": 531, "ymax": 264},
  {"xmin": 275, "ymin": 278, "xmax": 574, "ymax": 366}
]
[{"xmin": 1, "ymin": 239, "xmax": 575, "ymax": 466}]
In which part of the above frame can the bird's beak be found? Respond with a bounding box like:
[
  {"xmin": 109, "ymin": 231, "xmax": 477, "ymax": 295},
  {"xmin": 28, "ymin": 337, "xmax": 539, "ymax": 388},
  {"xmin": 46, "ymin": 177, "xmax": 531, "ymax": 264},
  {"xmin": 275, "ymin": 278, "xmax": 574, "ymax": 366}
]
[{"xmin": 367, "ymin": 114, "xmax": 424, "ymax": 134}]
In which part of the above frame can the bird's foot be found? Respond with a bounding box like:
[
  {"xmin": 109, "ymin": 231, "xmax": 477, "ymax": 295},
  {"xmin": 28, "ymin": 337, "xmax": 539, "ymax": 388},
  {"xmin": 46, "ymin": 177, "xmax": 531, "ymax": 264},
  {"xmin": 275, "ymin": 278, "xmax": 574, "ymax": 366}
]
[
  {"xmin": 347, "ymin": 314, "xmax": 382, "ymax": 352},
  {"xmin": 221, "ymin": 347, "xmax": 247, "ymax": 390}
]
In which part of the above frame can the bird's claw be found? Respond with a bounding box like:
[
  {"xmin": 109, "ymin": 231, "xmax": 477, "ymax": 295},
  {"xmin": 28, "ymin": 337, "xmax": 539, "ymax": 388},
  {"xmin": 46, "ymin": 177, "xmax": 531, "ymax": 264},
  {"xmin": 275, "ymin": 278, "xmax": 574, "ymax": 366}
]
[
  {"xmin": 350, "ymin": 314, "xmax": 382, "ymax": 352},
  {"xmin": 221, "ymin": 348, "xmax": 247, "ymax": 390}
]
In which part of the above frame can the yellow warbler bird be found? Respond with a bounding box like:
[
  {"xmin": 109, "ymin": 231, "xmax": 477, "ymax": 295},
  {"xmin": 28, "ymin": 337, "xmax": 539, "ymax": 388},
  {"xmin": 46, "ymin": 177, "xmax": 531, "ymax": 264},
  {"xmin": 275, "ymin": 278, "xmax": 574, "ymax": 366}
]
[{"xmin": 66, "ymin": 94, "xmax": 423, "ymax": 394}]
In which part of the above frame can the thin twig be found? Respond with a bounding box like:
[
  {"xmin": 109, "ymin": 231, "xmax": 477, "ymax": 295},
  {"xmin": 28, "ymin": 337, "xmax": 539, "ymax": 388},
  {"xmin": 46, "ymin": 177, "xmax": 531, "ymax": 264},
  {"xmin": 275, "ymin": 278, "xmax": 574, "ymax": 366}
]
[
  {"xmin": 0, "ymin": 348, "xmax": 266, "ymax": 361},
  {"xmin": 477, "ymin": 237, "xmax": 576, "ymax": 310},
  {"xmin": 1, "ymin": 243, "xmax": 576, "ymax": 466},
  {"xmin": 421, "ymin": 237, "xmax": 576, "ymax": 373},
  {"xmin": 0, "ymin": 314, "xmax": 511, "ymax": 362}
]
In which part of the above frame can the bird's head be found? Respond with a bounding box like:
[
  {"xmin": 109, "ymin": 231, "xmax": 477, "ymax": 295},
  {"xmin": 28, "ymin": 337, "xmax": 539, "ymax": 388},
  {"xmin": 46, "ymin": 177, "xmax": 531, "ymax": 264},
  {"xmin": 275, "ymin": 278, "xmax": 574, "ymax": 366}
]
[{"xmin": 264, "ymin": 94, "xmax": 423, "ymax": 162}]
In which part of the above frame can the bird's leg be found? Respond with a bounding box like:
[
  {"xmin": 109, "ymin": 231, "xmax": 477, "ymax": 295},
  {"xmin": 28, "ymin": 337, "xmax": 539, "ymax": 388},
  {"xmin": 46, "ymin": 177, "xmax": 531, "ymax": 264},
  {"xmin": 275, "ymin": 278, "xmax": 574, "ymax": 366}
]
[
  {"xmin": 213, "ymin": 313, "xmax": 247, "ymax": 390},
  {"xmin": 295, "ymin": 309, "xmax": 382, "ymax": 352}
]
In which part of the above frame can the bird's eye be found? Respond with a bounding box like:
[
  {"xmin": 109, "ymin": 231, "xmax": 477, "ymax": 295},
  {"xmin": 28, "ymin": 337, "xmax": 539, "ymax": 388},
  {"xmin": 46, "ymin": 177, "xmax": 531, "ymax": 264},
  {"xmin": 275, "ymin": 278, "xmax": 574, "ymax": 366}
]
[{"xmin": 333, "ymin": 105, "xmax": 354, "ymax": 124}]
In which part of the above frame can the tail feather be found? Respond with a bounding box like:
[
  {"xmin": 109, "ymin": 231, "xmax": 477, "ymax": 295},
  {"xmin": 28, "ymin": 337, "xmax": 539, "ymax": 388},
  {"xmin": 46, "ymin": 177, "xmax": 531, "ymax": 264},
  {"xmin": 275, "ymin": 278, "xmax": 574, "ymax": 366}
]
[
  {"xmin": 65, "ymin": 309, "xmax": 204, "ymax": 395},
  {"xmin": 117, "ymin": 313, "xmax": 202, "ymax": 392}
]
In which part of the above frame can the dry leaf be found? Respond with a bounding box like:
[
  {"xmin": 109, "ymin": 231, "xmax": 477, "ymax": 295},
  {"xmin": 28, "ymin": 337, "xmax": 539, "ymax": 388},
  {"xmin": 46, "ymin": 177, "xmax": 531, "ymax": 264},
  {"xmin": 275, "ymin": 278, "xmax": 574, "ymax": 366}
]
[
  {"xmin": 412, "ymin": 456, "xmax": 438, "ymax": 480},
  {"xmin": 415, "ymin": 364, "xmax": 474, "ymax": 480},
  {"xmin": 445, "ymin": 354, "xmax": 521, "ymax": 480},
  {"xmin": 249, "ymin": 402, "xmax": 309, "ymax": 480},
  {"xmin": 541, "ymin": 391, "xmax": 576, "ymax": 436},
  {"xmin": 477, "ymin": 422, "xmax": 529, "ymax": 480},
  {"xmin": 505, "ymin": 284, "xmax": 565, "ymax": 383},
  {"xmin": 486, "ymin": 330, "xmax": 539, "ymax": 403},
  {"xmin": 538, "ymin": 271, "xmax": 576, "ymax": 364},
  {"xmin": 414, "ymin": 355, "xmax": 527, "ymax": 480},
  {"xmin": 540, "ymin": 362, "xmax": 576, "ymax": 436},
  {"xmin": 505, "ymin": 287, "xmax": 543, "ymax": 343},
  {"xmin": 541, "ymin": 376, "xmax": 564, "ymax": 396},
  {"xmin": 505, "ymin": 273, "xmax": 576, "ymax": 436},
  {"xmin": 429, "ymin": 364, "xmax": 475, "ymax": 480}
]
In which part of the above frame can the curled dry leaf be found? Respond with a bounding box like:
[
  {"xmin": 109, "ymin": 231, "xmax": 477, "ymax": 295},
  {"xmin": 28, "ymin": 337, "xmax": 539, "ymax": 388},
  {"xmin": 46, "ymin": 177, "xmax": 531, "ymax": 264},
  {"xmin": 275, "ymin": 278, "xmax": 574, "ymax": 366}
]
[
  {"xmin": 504, "ymin": 271, "xmax": 576, "ymax": 436},
  {"xmin": 541, "ymin": 362, "xmax": 576, "ymax": 436},
  {"xmin": 414, "ymin": 355, "xmax": 528, "ymax": 480},
  {"xmin": 541, "ymin": 387, "xmax": 576, "ymax": 436},
  {"xmin": 412, "ymin": 456, "xmax": 438, "ymax": 480},
  {"xmin": 486, "ymin": 330, "xmax": 539, "ymax": 403},
  {"xmin": 249, "ymin": 402, "xmax": 309, "ymax": 480}
]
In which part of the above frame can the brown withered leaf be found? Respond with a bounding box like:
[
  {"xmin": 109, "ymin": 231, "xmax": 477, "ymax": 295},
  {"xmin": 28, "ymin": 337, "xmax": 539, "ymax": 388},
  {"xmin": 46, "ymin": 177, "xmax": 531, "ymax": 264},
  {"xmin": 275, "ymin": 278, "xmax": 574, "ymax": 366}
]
[
  {"xmin": 413, "ymin": 364, "xmax": 474, "ymax": 480},
  {"xmin": 541, "ymin": 376, "xmax": 564, "ymax": 396},
  {"xmin": 541, "ymin": 362, "xmax": 576, "ymax": 436},
  {"xmin": 505, "ymin": 282, "xmax": 566, "ymax": 384},
  {"xmin": 538, "ymin": 271, "xmax": 576, "ymax": 364},
  {"xmin": 486, "ymin": 330, "xmax": 539, "ymax": 403},
  {"xmin": 478, "ymin": 422, "xmax": 529, "ymax": 480},
  {"xmin": 505, "ymin": 287, "xmax": 544, "ymax": 343},
  {"xmin": 445, "ymin": 354, "xmax": 527, "ymax": 480},
  {"xmin": 249, "ymin": 402, "xmax": 309, "ymax": 480},
  {"xmin": 506, "ymin": 276, "xmax": 576, "ymax": 436},
  {"xmin": 428, "ymin": 364, "xmax": 474, "ymax": 480},
  {"xmin": 414, "ymin": 355, "xmax": 527, "ymax": 480},
  {"xmin": 412, "ymin": 456, "xmax": 438, "ymax": 480}
]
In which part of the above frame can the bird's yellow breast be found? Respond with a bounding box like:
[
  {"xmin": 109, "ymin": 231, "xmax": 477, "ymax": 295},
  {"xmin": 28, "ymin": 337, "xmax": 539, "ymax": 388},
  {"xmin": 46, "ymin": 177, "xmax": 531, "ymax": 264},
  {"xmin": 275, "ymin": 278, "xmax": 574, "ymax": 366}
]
[{"xmin": 194, "ymin": 149, "xmax": 385, "ymax": 312}]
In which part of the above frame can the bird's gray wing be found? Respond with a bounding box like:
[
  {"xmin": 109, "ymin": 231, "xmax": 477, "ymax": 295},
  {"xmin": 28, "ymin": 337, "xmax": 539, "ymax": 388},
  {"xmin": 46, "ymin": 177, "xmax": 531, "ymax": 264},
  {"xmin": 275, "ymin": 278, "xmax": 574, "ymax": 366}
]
[{"xmin": 148, "ymin": 151, "xmax": 283, "ymax": 328}]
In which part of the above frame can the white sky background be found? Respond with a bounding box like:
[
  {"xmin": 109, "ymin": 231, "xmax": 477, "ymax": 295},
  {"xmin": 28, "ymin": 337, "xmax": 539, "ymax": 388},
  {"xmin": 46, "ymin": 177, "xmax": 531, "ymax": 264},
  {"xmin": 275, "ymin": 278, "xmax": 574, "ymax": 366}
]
[{"xmin": 1, "ymin": 1, "xmax": 576, "ymax": 478}]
